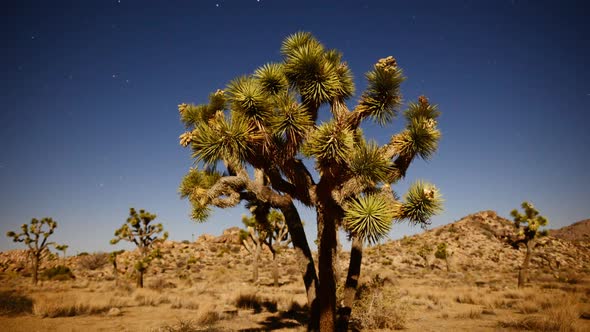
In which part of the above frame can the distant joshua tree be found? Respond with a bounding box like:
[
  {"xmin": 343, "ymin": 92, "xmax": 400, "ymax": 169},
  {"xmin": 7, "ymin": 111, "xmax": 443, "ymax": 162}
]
[
  {"xmin": 55, "ymin": 244, "xmax": 69, "ymax": 260},
  {"xmin": 110, "ymin": 208, "xmax": 168, "ymax": 288},
  {"xmin": 434, "ymin": 242, "xmax": 451, "ymax": 272},
  {"xmin": 177, "ymin": 32, "xmax": 443, "ymax": 330},
  {"xmin": 109, "ymin": 249, "xmax": 125, "ymax": 284},
  {"xmin": 6, "ymin": 217, "xmax": 60, "ymax": 285},
  {"xmin": 417, "ymin": 243, "xmax": 433, "ymax": 269},
  {"xmin": 240, "ymin": 207, "xmax": 291, "ymax": 286},
  {"xmin": 510, "ymin": 202, "xmax": 548, "ymax": 288}
]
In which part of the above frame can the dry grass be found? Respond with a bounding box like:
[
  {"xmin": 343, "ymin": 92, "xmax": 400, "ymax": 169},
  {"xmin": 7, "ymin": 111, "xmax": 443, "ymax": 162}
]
[
  {"xmin": 32, "ymin": 293, "xmax": 113, "ymax": 317},
  {"xmin": 499, "ymin": 295, "xmax": 581, "ymax": 332}
]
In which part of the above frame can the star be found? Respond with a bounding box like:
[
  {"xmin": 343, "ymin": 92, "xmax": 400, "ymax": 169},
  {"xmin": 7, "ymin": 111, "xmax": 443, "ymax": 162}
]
[
  {"xmin": 216, "ymin": 3, "xmax": 219, "ymax": 7},
  {"xmin": 112, "ymin": 74, "xmax": 118, "ymax": 78}
]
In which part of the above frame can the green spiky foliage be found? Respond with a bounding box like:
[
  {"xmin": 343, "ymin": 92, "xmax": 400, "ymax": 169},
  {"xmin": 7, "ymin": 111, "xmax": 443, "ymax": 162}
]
[
  {"xmin": 509, "ymin": 202, "xmax": 549, "ymax": 288},
  {"xmin": 110, "ymin": 208, "xmax": 168, "ymax": 288},
  {"xmin": 177, "ymin": 32, "xmax": 443, "ymax": 331},
  {"xmin": 6, "ymin": 217, "xmax": 59, "ymax": 285},
  {"xmin": 434, "ymin": 242, "xmax": 451, "ymax": 271}
]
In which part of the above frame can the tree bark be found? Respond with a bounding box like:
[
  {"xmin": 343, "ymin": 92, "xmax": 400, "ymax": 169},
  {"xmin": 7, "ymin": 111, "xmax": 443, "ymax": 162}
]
[
  {"xmin": 137, "ymin": 269, "xmax": 144, "ymax": 288},
  {"xmin": 254, "ymin": 240, "xmax": 261, "ymax": 283},
  {"xmin": 279, "ymin": 201, "xmax": 320, "ymax": 331},
  {"xmin": 518, "ymin": 241, "xmax": 533, "ymax": 288},
  {"xmin": 32, "ymin": 253, "xmax": 39, "ymax": 285},
  {"xmin": 272, "ymin": 251, "xmax": 279, "ymax": 288},
  {"xmin": 318, "ymin": 203, "xmax": 338, "ymax": 332},
  {"xmin": 336, "ymin": 236, "xmax": 363, "ymax": 331}
]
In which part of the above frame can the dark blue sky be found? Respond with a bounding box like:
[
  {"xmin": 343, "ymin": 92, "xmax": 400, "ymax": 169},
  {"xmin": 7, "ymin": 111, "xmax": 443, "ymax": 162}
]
[{"xmin": 1, "ymin": 0, "xmax": 589, "ymax": 253}]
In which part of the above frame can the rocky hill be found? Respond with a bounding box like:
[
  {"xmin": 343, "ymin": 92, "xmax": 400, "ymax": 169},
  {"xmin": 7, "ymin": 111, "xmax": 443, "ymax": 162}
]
[
  {"xmin": 357, "ymin": 210, "xmax": 590, "ymax": 282},
  {"xmin": 550, "ymin": 219, "xmax": 590, "ymax": 242}
]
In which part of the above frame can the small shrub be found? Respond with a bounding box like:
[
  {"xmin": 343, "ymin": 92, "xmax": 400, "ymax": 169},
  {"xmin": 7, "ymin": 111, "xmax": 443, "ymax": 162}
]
[
  {"xmin": 42, "ymin": 265, "xmax": 74, "ymax": 281},
  {"xmin": 351, "ymin": 275, "xmax": 407, "ymax": 330},
  {"xmin": 0, "ymin": 290, "xmax": 33, "ymax": 315},
  {"xmin": 78, "ymin": 252, "xmax": 109, "ymax": 270},
  {"xmin": 196, "ymin": 307, "xmax": 222, "ymax": 325}
]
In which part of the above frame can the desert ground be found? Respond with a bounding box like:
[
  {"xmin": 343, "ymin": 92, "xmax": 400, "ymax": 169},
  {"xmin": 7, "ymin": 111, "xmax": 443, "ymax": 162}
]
[{"xmin": 1, "ymin": 211, "xmax": 589, "ymax": 331}]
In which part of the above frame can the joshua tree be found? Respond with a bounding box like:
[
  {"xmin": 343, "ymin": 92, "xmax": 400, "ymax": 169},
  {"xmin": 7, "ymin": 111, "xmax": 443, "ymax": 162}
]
[
  {"xmin": 240, "ymin": 213, "xmax": 270, "ymax": 283},
  {"xmin": 55, "ymin": 244, "xmax": 69, "ymax": 261},
  {"xmin": 6, "ymin": 217, "xmax": 59, "ymax": 285},
  {"xmin": 240, "ymin": 207, "xmax": 290, "ymax": 286},
  {"xmin": 110, "ymin": 208, "xmax": 168, "ymax": 288},
  {"xmin": 435, "ymin": 242, "xmax": 451, "ymax": 272},
  {"xmin": 177, "ymin": 32, "xmax": 442, "ymax": 330},
  {"xmin": 417, "ymin": 243, "xmax": 433, "ymax": 269},
  {"xmin": 266, "ymin": 209, "xmax": 292, "ymax": 287},
  {"xmin": 510, "ymin": 202, "xmax": 548, "ymax": 288},
  {"xmin": 109, "ymin": 249, "xmax": 125, "ymax": 283}
]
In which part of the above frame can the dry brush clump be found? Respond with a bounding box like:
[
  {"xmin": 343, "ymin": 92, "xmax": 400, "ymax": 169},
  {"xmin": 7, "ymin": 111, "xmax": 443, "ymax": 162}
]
[
  {"xmin": 32, "ymin": 293, "xmax": 113, "ymax": 317},
  {"xmin": 498, "ymin": 294, "xmax": 581, "ymax": 332},
  {"xmin": 77, "ymin": 252, "xmax": 109, "ymax": 270},
  {"xmin": 350, "ymin": 275, "xmax": 407, "ymax": 330}
]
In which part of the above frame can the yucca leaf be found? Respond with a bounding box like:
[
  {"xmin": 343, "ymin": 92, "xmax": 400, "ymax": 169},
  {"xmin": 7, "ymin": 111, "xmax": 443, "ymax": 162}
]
[
  {"xmin": 357, "ymin": 57, "xmax": 405, "ymax": 125},
  {"xmin": 303, "ymin": 121, "xmax": 354, "ymax": 165},
  {"xmin": 226, "ymin": 76, "xmax": 272, "ymax": 125},
  {"xmin": 399, "ymin": 181, "xmax": 443, "ymax": 226},
  {"xmin": 343, "ymin": 194, "xmax": 397, "ymax": 245},
  {"xmin": 349, "ymin": 140, "xmax": 393, "ymax": 184},
  {"xmin": 190, "ymin": 114, "xmax": 259, "ymax": 166},
  {"xmin": 254, "ymin": 63, "xmax": 288, "ymax": 96}
]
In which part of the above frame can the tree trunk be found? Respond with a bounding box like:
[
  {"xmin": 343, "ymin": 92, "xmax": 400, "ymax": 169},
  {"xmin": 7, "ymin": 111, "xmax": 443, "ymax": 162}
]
[
  {"xmin": 279, "ymin": 201, "xmax": 320, "ymax": 331},
  {"xmin": 318, "ymin": 203, "xmax": 338, "ymax": 332},
  {"xmin": 254, "ymin": 240, "xmax": 261, "ymax": 283},
  {"xmin": 272, "ymin": 251, "xmax": 279, "ymax": 288},
  {"xmin": 336, "ymin": 236, "xmax": 363, "ymax": 331},
  {"xmin": 137, "ymin": 269, "xmax": 144, "ymax": 288},
  {"xmin": 32, "ymin": 253, "xmax": 39, "ymax": 285},
  {"xmin": 518, "ymin": 241, "xmax": 533, "ymax": 288}
]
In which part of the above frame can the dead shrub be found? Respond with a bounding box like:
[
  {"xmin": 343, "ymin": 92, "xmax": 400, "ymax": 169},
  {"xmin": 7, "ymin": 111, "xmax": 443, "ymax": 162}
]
[
  {"xmin": 351, "ymin": 275, "xmax": 407, "ymax": 330},
  {"xmin": 33, "ymin": 294, "xmax": 111, "ymax": 317},
  {"xmin": 77, "ymin": 252, "xmax": 109, "ymax": 270}
]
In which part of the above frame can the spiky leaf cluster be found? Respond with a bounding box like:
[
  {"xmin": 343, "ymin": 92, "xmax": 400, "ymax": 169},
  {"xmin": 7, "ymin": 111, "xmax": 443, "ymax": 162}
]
[
  {"xmin": 282, "ymin": 32, "xmax": 354, "ymax": 105},
  {"xmin": 348, "ymin": 140, "xmax": 393, "ymax": 184},
  {"xmin": 510, "ymin": 201, "xmax": 549, "ymax": 241},
  {"xmin": 179, "ymin": 89, "xmax": 226, "ymax": 128},
  {"xmin": 357, "ymin": 56, "xmax": 405, "ymax": 125},
  {"xmin": 343, "ymin": 194, "xmax": 397, "ymax": 244},
  {"xmin": 303, "ymin": 121, "xmax": 354, "ymax": 166},
  {"xmin": 255, "ymin": 63, "xmax": 288, "ymax": 96},
  {"xmin": 398, "ymin": 181, "xmax": 443, "ymax": 227},
  {"xmin": 190, "ymin": 113, "xmax": 261, "ymax": 167}
]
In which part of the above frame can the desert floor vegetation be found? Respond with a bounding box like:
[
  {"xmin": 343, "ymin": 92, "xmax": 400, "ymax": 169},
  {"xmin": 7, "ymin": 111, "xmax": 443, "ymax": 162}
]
[{"xmin": 1, "ymin": 211, "xmax": 590, "ymax": 331}]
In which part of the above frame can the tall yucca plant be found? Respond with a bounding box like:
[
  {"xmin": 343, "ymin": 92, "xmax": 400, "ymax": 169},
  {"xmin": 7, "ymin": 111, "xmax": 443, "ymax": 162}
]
[{"xmin": 177, "ymin": 32, "xmax": 443, "ymax": 331}]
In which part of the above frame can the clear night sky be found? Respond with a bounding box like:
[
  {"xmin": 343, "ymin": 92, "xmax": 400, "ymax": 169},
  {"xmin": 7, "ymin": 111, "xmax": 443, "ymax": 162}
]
[{"xmin": 1, "ymin": 0, "xmax": 589, "ymax": 254}]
